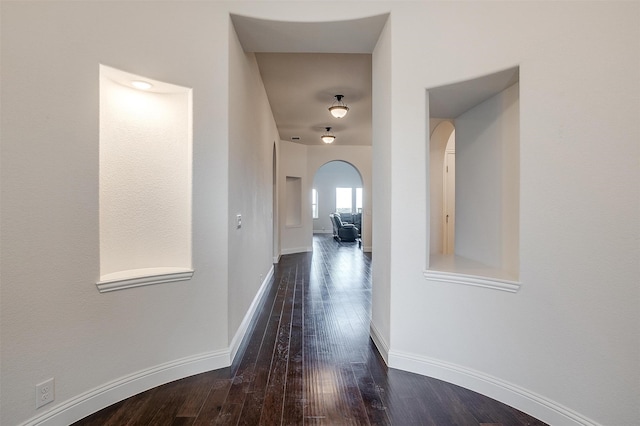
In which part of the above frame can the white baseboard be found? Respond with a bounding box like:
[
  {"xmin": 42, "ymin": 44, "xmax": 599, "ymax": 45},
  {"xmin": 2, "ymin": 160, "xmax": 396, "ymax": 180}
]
[
  {"xmin": 388, "ymin": 350, "xmax": 600, "ymax": 426},
  {"xmin": 313, "ymin": 230, "xmax": 333, "ymax": 234},
  {"xmin": 229, "ymin": 265, "xmax": 274, "ymax": 363},
  {"xmin": 363, "ymin": 245, "xmax": 372, "ymax": 252},
  {"xmin": 280, "ymin": 246, "xmax": 312, "ymax": 255},
  {"xmin": 21, "ymin": 350, "xmax": 230, "ymax": 426},
  {"xmin": 369, "ymin": 322, "xmax": 389, "ymax": 364},
  {"xmin": 21, "ymin": 264, "xmax": 278, "ymax": 426}
]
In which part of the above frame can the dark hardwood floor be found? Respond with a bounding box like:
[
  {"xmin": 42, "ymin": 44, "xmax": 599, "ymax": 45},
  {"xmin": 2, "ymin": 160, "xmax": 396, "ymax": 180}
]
[{"xmin": 73, "ymin": 234, "xmax": 546, "ymax": 425}]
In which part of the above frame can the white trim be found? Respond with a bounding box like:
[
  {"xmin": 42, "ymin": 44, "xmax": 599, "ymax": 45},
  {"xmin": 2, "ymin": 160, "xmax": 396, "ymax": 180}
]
[
  {"xmin": 388, "ymin": 350, "xmax": 601, "ymax": 426},
  {"xmin": 20, "ymin": 350, "xmax": 229, "ymax": 426},
  {"xmin": 363, "ymin": 245, "xmax": 372, "ymax": 253},
  {"xmin": 229, "ymin": 265, "xmax": 275, "ymax": 363},
  {"xmin": 313, "ymin": 230, "xmax": 333, "ymax": 234},
  {"xmin": 280, "ymin": 246, "xmax": 312, "ymax": 255},
  {"xmin": 369, "ymin": 322, "xmax": 389, "ymax": 364},
  {"xmin": 96, "ymin": 267, "xmax": 194, "ymax": 293},
  {"xmin": 30, "ymin": 265, "xmax": 277, "ymax": 426},
  {"xmin": 273, "ymin": 254, "xmax": 281, "ymax": 264},
  {"xmin": 423, "ymin": 269, "xmax": 521, "ymax": 293}
]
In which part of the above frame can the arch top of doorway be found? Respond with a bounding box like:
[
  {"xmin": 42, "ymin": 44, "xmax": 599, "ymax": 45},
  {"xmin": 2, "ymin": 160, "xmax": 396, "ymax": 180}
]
[
  {"xmin": 230, "ymin": 13, "xmax": 389, "ymax": 53},
  {"xmin": 313, "ymin": 159, "xmax": 364, "ymax": 182}
]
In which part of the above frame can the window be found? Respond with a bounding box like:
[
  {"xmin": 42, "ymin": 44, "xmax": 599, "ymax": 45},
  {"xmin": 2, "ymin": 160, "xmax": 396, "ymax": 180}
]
[
  {"xmin": 312, "ymin": 189, "xmax": 318, "ymax": 219},
  {"xmin": 335, "ymin": 187, "xmax": 353, "ymax": 214},
  {"xmin": 336, "ymin": 187, "xmax": 362, "ymax": 214}
]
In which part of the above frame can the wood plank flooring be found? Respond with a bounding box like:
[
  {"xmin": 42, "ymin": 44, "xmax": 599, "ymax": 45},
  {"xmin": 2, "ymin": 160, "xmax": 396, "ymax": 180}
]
[{"xmin": 73, "ymin": 234, "xmax": 547, "ymax": 425}]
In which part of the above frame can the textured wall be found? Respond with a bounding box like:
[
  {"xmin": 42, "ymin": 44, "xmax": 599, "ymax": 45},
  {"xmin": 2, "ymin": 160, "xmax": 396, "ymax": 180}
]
[
  {"xmin": 99, "ymin": 68, "xmax": 192, "ymax": 277},
  {"xmin": 1, "ymin": 3, "xmax": 230, "ymax": 425}
]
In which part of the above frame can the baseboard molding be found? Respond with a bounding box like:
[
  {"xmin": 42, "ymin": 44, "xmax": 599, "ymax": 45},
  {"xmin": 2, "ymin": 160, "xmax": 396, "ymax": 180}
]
[
  {"xmin": 280, "ymin": 246, "xmax": 312, "ymax": 255},
  {"xmin": 388, "ymin": 350, "xmax": 601, "ymax": 426},
  {"xmin": 313, "ymin": 230, "xmax": 333, "ymax": 234},
  {"xmin": 369, "ymin": 322, "xmax": 389, "ymax": 364},
  {"xmin": 363, "ymin": 245, "xmax": 372, "ymax": 253},
  {"xmin": 229, "ymin": 265, "xmax": 274, "ymax": 363},
  {"xmin": 21, "ymin": 264, "xmax": 278, "ymax": 426},
  {"xmin": 21, "ymin": 350, "xmax": 230, "ymax": 426}
]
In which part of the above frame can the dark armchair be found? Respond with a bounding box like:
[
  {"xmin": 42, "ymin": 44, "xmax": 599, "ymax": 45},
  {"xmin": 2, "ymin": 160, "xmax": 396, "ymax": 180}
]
[{"xmin": 330, "ymin": 213, "xmax": 359, "ymax": 242}]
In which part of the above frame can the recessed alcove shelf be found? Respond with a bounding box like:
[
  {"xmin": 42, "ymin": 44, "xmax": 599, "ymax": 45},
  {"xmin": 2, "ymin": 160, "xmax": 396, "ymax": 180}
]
[
  {"xmin": 425, "ymin": 255, "xmax": 521, "ymax": 293},
  {"xmin": 427, "ymin": 67, "xmax": 520, "ymax": 293},
  {"xmin": 98, "ymin": 65, "xmax": 193, "ymax": 293},
  {"xmin": 97, "ymin": 267, "xmax": 195, "ymax": 293}
]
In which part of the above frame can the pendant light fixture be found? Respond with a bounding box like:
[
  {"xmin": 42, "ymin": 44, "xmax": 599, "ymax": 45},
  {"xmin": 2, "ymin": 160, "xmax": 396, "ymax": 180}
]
[
  {"xmin": 321, "ymin": 127, "xmax": 336, "ymax": 144},
  {"xmin": 328, "ymin": 95, "xmax": 349, "ymax": 118}
]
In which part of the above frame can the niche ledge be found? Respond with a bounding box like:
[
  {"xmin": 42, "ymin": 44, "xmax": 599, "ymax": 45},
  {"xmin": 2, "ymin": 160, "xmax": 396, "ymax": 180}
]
[
  {"xmin": 97, "ymin": 267, "xmax": 194, "ymax": 293},
  {"xmin": 424, "ymin": 255, "xmax": 520, "ymax": 293}
]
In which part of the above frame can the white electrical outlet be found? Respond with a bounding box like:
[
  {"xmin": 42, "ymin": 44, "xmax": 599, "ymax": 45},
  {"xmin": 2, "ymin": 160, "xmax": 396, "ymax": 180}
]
[{"xmin": 35, "ymin": 378, "xmax": 54, "ymax": 409}]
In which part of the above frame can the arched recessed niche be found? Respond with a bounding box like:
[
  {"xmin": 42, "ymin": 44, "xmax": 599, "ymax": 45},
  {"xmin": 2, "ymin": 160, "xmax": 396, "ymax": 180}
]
[
  {"xmin": 425, "ymin": 67, "xmax": 521, "ymax": 292},
  {"xmin": 97, "ymin": 65, "xmax": 193, "ymax": 292}
]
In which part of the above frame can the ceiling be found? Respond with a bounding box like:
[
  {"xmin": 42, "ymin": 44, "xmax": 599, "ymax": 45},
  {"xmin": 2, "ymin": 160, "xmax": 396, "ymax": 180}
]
[
  {"xmin": 255, "ymin": 53, "xmax": 372, "ymax": 146},
  {"xmin": 231, "ymin": 14, "xmax": 518, "ymax": 147},
  {"xmin": 428, "ymin": 67, "xmax": 520, "ymax": 119},
  {"xmin": 232, "ymin": 14, "xmax": 386, "ymax": 146}
]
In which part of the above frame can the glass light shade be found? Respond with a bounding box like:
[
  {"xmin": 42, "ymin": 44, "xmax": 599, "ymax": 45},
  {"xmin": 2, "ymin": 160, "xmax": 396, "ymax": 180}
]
[
  {"xmin": 329, "ymin": 105, "xmax": 349, "ymax": 118},
  {"xmin": 321, "ymin": 135, "xmax": 335, "ymax": 144}
]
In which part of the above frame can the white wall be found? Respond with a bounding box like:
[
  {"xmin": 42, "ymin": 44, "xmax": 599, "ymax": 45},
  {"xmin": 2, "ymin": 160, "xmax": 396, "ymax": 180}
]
[
  {"xmin": 227, "ymin": 23, "xmax": 280, "ymax": 345},
  {"xmin": 455, "ymin": 82, "xmax": 519, "ymax": 274},
  {"xmin": 370, "ymin": 15, "xmax": 392, "ymax": 360},
  {"xmin": 278, "ymin": 140, "xmax": 311, "ymax": 254},
  {"xmin": 1, "ymin": 3, "xmax": 231, "ymax": 425},
  {"xmin": 387, "ymin": 3, "xmax": 639, "ymax": 425}
]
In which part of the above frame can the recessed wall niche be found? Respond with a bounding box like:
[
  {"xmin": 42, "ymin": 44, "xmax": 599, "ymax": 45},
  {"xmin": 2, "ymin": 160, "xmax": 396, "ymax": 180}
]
[
  {"xmin": 425, "ymin": 67, "xmax": 521, "ymax": 292},
  {"xmin": 285, "ymin": 176, "xmax": 302, "ymax": 227},
  {"xmin": 97, "ymin": 65, "xmax": 193, "ymax": 292}
]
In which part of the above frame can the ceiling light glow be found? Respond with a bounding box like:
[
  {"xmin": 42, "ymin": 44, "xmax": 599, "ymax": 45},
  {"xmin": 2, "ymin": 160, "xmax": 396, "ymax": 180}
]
[{"xmin": 131, "ymin": 80, "xmax": 153, "ymax": 90}]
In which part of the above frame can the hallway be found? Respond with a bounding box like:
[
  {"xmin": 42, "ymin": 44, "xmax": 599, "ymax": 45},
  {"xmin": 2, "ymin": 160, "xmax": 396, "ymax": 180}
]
[{"xmin": 74, "ymin": 235, "xmax": 546, "ymax": 425}]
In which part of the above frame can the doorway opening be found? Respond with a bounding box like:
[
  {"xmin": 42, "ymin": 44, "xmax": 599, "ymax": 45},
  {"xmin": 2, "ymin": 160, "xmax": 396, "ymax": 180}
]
[
  {"xmin": 443, "ymin": 130, "xmax": 456, "ymax": 255},
  {"xmin": 313, "ymin": 160, "xmax": 364, "ymax": 242},
  {"xmin": 429, "ymin": 121, "xmax": 455, "ymax": 256}
]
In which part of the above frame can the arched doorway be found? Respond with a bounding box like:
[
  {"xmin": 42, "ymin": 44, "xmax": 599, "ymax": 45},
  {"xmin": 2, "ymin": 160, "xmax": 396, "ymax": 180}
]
[
  {"xmin": 429, "ymin": 121, "xmax": 456, "ymax": 255},
  {"xmin": 312, "ymin": 160, "xmax": 364, "ymax": 241}
]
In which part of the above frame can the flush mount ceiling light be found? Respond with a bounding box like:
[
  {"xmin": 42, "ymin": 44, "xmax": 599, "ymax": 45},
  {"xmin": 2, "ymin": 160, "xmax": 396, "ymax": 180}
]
[
  {"xmin": 321, "ymin": 127, "xmax": 336, "ymax": 144},
  {"xmin": 131, "ymin": 80, "xmax": 153, "ymax": 90},
  {"xmin": 328, "ymin": 95, "xmax": 349, "ymax": 118}
]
